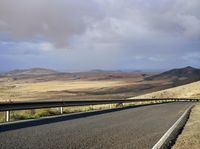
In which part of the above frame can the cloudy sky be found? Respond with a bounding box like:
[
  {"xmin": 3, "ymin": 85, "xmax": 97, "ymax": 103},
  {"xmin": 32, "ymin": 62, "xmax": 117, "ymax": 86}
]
[{"xmin": 0, "ymin": 0, "xmax": 200, "ymax": 72}]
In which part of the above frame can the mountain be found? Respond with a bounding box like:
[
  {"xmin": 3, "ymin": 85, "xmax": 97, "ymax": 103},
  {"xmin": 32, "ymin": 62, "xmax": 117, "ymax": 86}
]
[
  {"xmin": 145, "ymin": 66, "xmax": 200, "ymax": 82},
  {"xmin": 4, "ymin": 68, "xmax": 58, "ymax": 76}
]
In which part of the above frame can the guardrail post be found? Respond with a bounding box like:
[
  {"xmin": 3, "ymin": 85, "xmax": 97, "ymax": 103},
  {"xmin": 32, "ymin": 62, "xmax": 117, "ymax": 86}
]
[
  {"xmin": 109, "ymin": 104, "xmax": 112, "ymax": 109},
  {"xmin": 60, "ymin": 107, "xmax": 63, "ymax": 114},
  {"xmin": 5, "ymin": 111, "xmax": 10, "ymax": 122}
]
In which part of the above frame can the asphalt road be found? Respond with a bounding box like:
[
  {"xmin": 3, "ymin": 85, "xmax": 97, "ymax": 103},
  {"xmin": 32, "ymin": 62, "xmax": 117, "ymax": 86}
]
[{"xmin": 0, "ymin": 102, "xmax": 193, "ymax": 149}]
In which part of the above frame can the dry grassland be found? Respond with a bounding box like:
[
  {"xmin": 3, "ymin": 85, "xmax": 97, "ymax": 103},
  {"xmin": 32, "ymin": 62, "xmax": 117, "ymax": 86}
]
[
  {"xmin": 129, "ymin": 81, "xmax": 200, "ymax": 99},
  {"xmin": 0, "ymin": 80, "xmax": 129, "ymax": 101},
  {"xmin": 0, "ymin": 76, "xmax": 168, "ymax": 101}
]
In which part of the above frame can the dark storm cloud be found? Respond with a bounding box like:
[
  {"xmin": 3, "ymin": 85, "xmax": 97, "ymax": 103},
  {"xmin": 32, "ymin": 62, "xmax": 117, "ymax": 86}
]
[
  {"xmin": 0, "ymin": 0, "xmax": 104, "ymax": 47},
  {"xmin": 0, "ymin": 0, "xmax": 200, "ymax": 71}
]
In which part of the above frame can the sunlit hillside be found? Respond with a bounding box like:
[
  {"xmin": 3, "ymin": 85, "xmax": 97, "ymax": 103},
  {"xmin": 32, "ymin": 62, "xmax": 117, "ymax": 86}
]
[{"xmin": 129, "ymin": 81, "xmax": 200, "ymax": 99}]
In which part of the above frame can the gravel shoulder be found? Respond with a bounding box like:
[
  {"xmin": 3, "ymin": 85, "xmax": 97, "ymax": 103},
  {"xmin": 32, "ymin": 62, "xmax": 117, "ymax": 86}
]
[{"xmin": 173, "ymin": 103, "xmax": 200, "ymax": 149}]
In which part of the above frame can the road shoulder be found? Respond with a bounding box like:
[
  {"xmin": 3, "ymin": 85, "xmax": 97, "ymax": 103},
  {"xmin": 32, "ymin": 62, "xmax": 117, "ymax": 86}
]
[{"xmin": 173, "ymin": 103, "xmax": 200, "ymax": 149}]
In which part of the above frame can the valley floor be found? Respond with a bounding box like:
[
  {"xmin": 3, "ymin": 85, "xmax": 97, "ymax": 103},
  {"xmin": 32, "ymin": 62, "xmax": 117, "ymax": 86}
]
[{"xmin": 0, "ymin": 76, "xmax": 170, "ymax": 101}]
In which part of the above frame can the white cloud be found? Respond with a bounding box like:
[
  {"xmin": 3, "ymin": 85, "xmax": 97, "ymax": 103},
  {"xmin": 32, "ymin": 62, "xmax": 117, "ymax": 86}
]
[
  {"xmin": 182, "ymin": 52, "xmax": 200, "ymax": 62},
  {"xmin": 38, "ymin": 43, "xmax": 54, "ymax": 52},
  {"xmin": 0, "ymin": 41, "xmax": 56, "ymax": 55}
]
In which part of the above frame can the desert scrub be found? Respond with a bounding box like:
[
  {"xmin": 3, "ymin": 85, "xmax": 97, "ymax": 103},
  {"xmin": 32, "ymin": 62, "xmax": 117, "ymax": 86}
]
[
  {"xmin": 8, "ymin": 108, "xmax": 59, "ymax": 121},
  {"xmin": 173, "ymin": 103, "xmax": 200, "ymax": 149},
  {"xmin": 0, "ymin": 112, "xmax": 5, "ymax": 122}
]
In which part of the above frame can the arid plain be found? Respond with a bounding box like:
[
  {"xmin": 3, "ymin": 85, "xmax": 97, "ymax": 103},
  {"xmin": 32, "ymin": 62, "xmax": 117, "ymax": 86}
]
[{"xmin": 1, "ymin": 66, "xmax": 199, "ymax": 102}]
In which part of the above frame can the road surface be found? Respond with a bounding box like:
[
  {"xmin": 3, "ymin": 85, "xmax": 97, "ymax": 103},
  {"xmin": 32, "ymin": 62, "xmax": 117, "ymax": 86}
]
[{"xmin": 0, "ymin": 102, "xmax": 193, "ymax": 149}]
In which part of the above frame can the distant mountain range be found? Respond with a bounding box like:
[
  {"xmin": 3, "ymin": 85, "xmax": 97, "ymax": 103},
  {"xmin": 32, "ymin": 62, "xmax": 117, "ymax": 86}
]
[
  {"xmin": 3, "ymin": 68, "xmax": 58, "ymax": 76},
  {"xmin": 1, "ymin": 66, "xmax": 200, "ymax": 84},
  {"xmin": 0, "ymin": 67, "xmax": 145, "ymax": 82}
]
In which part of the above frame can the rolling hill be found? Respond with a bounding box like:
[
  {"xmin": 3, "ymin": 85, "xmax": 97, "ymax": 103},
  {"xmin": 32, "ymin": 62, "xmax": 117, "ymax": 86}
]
[{"xmin": 0, "ymin": 68, "xmax": 149, "ymax": 82}]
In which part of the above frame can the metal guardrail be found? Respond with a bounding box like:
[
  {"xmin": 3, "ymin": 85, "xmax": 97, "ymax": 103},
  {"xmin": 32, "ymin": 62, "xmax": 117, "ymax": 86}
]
[
  {"xmin": 0, "ymin": 98, "xmax": 199, "ymax": 122},
  {"xmin": 0, "ymin": 98, "xmax": 199, "ymax": 111}
]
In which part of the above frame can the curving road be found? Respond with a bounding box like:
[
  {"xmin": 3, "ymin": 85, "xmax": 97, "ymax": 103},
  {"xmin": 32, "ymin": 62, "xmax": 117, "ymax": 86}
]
[{"xmin": 0, "ymin": 102, "xmax": 193, "ymax": 149}]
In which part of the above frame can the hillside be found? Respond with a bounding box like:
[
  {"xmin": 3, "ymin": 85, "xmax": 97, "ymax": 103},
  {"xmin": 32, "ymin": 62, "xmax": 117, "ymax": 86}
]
[
  {"xmin": 145, "ymin": 66, "xmax": 200, "ymax": 85},
  {"xmin": 129, "ymin": 81, "xmax": 200, "ymax": 99}
]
